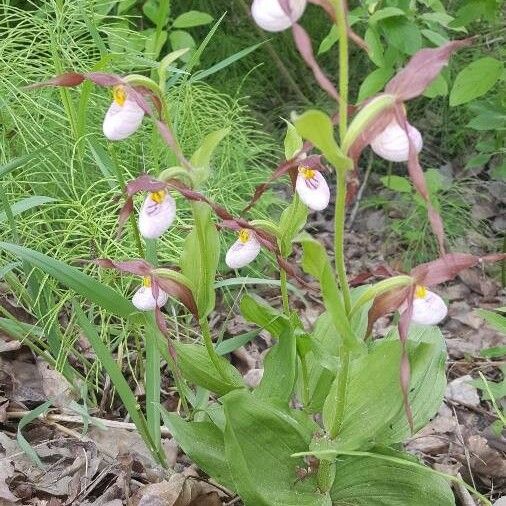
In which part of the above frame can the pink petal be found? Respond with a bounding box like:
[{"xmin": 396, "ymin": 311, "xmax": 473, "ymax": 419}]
[
  {"xmin": 138, "ymin": 192, "xmax": 177, "ymax": 239},
  {"xmin": 295, "ymin": 171, "xmax": 330, "ymax": 211},
  {"xmin": 225, "ymin": 235, "xmax": 261, "ymax": 269},
  {"xmin": 103, "ymin": 98, "xmax": 144, "ymax": 141}
]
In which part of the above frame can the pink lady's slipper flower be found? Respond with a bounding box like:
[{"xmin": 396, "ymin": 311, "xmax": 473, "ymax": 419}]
[
  {"xmin": 103, "ymin": 85, "xmax": 145, "ymax": 141},
  {"xmin": 370, "ymin": 119, "xmax": 423, "ymax": 163},
  {"xmin": 226, "ymin": 229, "xmax": 262, "ymax": 269},
  {"xmin": 411, "ymin": 285, "xmax": 448, "ymax": 326},
  {"xmin": 132, "ymin": 276, "xmax": 169, "ymax": 311},
  {"xmin": 251, "ymin": 0, "xmax": 307, "ymax": 32},
  {"xmin": 138, "ymin": 189, "xmax": 177, "ymax": 240},
  {"xmin": 295, "ymin": 166, "xmax": 330, "ymax": 211}
]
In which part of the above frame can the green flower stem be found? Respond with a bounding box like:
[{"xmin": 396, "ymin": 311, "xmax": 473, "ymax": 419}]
[
  {"xmin": 280, "ymin": 269, "xmax": 290, "ymax": 316},
  {"xmin": 108, "ymin": 143, "xmax": 144, "ymax": 257},
  {"xmin": 200, "ymin": 317, "xmax": 231, "ymax": 381},
  {"xmin": 334, "ymin": 167, "xmax": 351, "ymax": 315},
  {"xmin": 319, "ymin": 0, "xmax": 351, "ymax": 490}
]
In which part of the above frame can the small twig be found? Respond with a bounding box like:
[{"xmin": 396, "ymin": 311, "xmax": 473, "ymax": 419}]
[
  {"xmin": 6, "ymin": 410, "xmax": 172, "ymax": 436},
  {"xmin": 347, "ymin": 150, "xmax": 373, "ymax": 228}
]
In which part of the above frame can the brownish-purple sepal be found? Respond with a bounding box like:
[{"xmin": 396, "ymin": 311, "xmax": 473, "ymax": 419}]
[
  {"xmin": 154, "ymin": 275, "xmax": 199, "ymax": 320},
  {"xmin": 95, "ymin": 258, "xmax": 153, "ymax": 276},
  {"xmin": 24, "ymin": 72, "xmax": 86, "ymax": 90},
  {"xmin": 394, "ymin": 105, "xmax": 447, "ymax": 255},
  {"xmin": 292, "ymin": 23, "xmax": 341, "ymax": 103},
  {"xmin": 385, "ymin": 39, "xmax": 472, "ymax": 102}
]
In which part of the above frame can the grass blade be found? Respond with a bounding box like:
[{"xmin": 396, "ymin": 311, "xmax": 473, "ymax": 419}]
[
  {"xmin": 0, "ymin": 196, "xmax": 56, "ymax": 223},
  {"xmin": 0, "ymin": 241, "xmax": 135, "ymax": 317},
  {"xmin": 73, "ymin": 304, "xmax": 160, "ymax": 461},
  {"xmin": 17, "ymin": 401, "xmax": 52, "ymax": 468}
]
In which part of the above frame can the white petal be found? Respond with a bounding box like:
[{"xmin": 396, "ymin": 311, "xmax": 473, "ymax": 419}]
[
  {"xmin": 371, "ymin": 120, "xmax": 423, "ymax": 163},
  {"xmin": 295, "ymin": 171, "xmax": 330, "ymax": 211},
  {"xmin": 103, "ymin": 98, "xmax": 145, "ymax": 141},
  {"xmin": 138, "ymin": 193, "xmax": 176, "ymax": 239},
  {"xmin": 251, "ymin": 0, "xmax": 307, "ymax": 32},
  {"xmin": 132, "ymin": 286, "xmax": 169, "ymax": 311},
  {"xmin": 226, "ymin": 236, "xmax": 261, "ymax": 269},
  {"xmin": 411, "ymin": 291, "xmax": 448, "ymax": 325}
]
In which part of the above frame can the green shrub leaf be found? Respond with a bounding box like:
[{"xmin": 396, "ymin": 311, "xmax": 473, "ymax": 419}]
[{"xmin": 450, "ymin": 57, "xmax": 504, "ymax": 106}]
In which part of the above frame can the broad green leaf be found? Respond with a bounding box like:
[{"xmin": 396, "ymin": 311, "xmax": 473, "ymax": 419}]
[
  {"xmin": 173, "ymin": 10, "xmax": 213, "ymax": 28},
  {"xmin": 294, "ymin": 111, "xmax": 352, "ymax": 171},
  {"xmin": 223, "ymin": 390, "xmax": 331, "ymax": 506},
  {"xmin": 160, "ymin": 409, "xmax": 235, "ymax": 490},
  {"xmin": 364, "ymin": 27, "xmax": 385, "ymax": 67},
  {"xmin": 142, "ymin": 0, "xmax": 161, "ymax": 25},
  {"xmin": 423, "ymin": 73, "xmax": 448, "ymax": 98},
  {"xmin": 255, "ymin": 326, "xmax": 297, "ymax": 406},
  {"xmin": 382, "ymin": 18, "xmax": 422, "ymax": 55},
  {"xmin": 319, "ymin": 325, "xmax": 447, "ymax": 452},
  {"xmin": 369, "ymin": 7, "xmax": 406, "ymax": 23},
  {"xmin": 173, "ymin": 341, "xmax": 244, "ymax": 395},
  {"xmin": 476, "ymin": 309, "xmax": 506, "ymax": 334},
  {"xmin": 330, "ymin": 448, "xmax": 455, "ymax": 505},
  {"xmin": 240, "ymin": 294, "xmax": 290, "ymax": 339},
  {"xmin": 450, "ymin": 57, "xmax": 504, "ymax": 106},
  {"xmin": 0, "ymin": 242, "xmax": 135, "ymax": 317},
  {"xmin": 278, "ymin": 195, "xmax": 308, "ymax": 256},
  {"xmin": 357, "ymin": 67, "xmax": 394, "ymax": 102},
  {"xmin": 0, "ymin": 196, "xmax": 56, "ymax": 223},
  {"xmin": 169, "ymin": 30, "xmax": 196, "ymax": 62},
  {"xmin": 181, "ymin": 203, "xmax": 220, "ymax": 319},
  {"xmin": 299, "ymin": 235, "xmax": 361, "ymax": 352},
  {"xmin": 380, "ymin": 175, "xmax": 412, "ymax": 193},
  {"xmin": 421, "ymin": 28, "xmax": 449, "ymax": 46},
  {"xmin": 306, "ymin": 312, "xmax": 339, "ymax": 412}
]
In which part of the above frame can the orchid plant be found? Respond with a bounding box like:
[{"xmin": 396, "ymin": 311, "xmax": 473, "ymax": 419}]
[{"xmin": 15, "ymin": 1, "xmax": 506, "ymax": 505}]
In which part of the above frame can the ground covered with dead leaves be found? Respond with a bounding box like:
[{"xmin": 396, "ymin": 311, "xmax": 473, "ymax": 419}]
[{"xmin": 1, "ymin": 178, "xmax": 505, "ymax": 506}]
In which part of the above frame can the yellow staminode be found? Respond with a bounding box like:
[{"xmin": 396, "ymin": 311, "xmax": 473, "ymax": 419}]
[
  {"xmin": 415, "ymin": 285, "xmax": 428, "ymax": 299},
  {"xmin": 142, "ymin": 276, "xmax": 152, "ymax": 288},
  {"xmin": 113, "ymin": 85, "xmax": 127, "ymax": 106},
  {"xmin": 299, "ymin": 166, "xmax": 316, "ymax": 180},
  {"xmin": 238, "ymin": 229, "xmax": 251, "ymax": 244},
  {"xmin": 150, "ymin": 190, "xmax": 166, "ymax": 204}
]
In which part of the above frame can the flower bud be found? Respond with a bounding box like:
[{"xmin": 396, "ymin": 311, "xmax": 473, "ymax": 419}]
[
  {"xmin": 138, "ymin": 190, "xmax": 176, "ymax": 239},
  {"xmin": 251, "ymin": 0, "xmax": 307, "ymax": 32},
  {"xmin": 132, "ymin": 278, "xmax": 168, "ymax": 311},
  {"xmin": 370, "ymin": 120, "xmax": 423, "ymax": 163},
  {"xmin": 226, "ymin": 229, "xmax": 261, "ymax": 269},
  {"xmin": 295, "ymin": 167, "xmax": 330, "ymax": 211},
  {"xmin": 103, "ymin": 85, "xmax": 145, "ymax": 141},
  {"xmin": 411, "ymin": 286, "xmax": 448, "ymax": 325}
]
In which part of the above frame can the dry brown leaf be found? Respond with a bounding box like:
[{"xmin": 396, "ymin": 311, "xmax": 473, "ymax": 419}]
[
  {"xmin": 0, "ymin": 460, "xmax": 18, "ymax": 503},
  {"xmin": 445, "ymin": 376, "xmax": 480, "ymax": 407},
  {"xmin": 36, "ymin": 360, "xmax": 75, "ymax": 409}
]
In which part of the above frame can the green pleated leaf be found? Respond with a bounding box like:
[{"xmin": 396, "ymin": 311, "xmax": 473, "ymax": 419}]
[
  {"xmin": 330, "ymin": 448, "xmax": 455, "ymax": 505},
  {"xmin": 223, "ymin": 390, "xmax": 331, "ymax": 506}
]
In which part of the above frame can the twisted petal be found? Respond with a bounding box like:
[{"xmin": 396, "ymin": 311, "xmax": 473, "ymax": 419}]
[
  {"xmin": 295, "ymin": 170, "xmax": 330, "ymax": 211},
  {"xmin": 103, "ymin": 98, "xmax": 145, "ymax": 141},
  {"xmin": 371, "ymin": 120, "xmax": 423, "ymax": 163},
  {"xmin": 251, "ymin": 0, "xmax": 307, "ymax": 32},
  {"xmin": 138, "ymin": 192, "xmax": 176, "ymax": 239},
  {"xmin": 132, "ymin": 286, "xmax": 169, "ymax": 311},
  {"xmin": 225, "ymin": 234, "xmax": 261, "ymax": 269},
  {"xmin": 411, "ymin": 290, "xmax": 448, "ymax": 325}
]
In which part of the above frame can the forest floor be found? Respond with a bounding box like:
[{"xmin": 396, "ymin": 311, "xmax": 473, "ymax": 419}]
[{"xmin": 1, "ymin": 177, "xmax": 505, "ymax": 506}]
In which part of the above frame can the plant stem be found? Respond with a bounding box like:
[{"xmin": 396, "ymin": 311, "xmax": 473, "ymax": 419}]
[
  {"xmin": 330, "ymin": 0, "xmax": 352, "ymax": 446},
  {"xmin": 280, "ymin": 269, "xmax": 290, "ymax": 316},
  {"xmin": 334, "ymin": 167, "xmax": 351, "ymax": 315},
  {"xmin": 108, "ymin": 143, "xmax": 144, "ymax": 257},
  {"xmin": 200, "ymin": 317, "xmax": 231, "ymax": 382}
]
